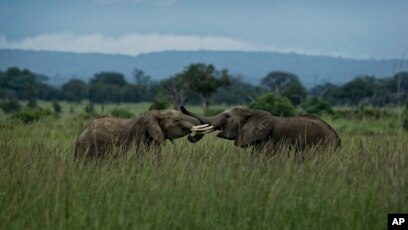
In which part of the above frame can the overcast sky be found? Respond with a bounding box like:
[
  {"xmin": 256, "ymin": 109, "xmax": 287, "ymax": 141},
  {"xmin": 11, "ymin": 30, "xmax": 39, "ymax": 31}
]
[{"xmin": 1, "ymin": 0, "xmax": 407, "ymax": 59}]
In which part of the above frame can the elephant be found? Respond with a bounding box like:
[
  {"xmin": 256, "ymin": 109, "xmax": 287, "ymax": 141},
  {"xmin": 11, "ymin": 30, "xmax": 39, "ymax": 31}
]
[
  {"xmin": 74, "ymin": 109, "xmax": 213, "ymax": 159},
  {"xmin": 181, "ymin": 106, "xmax": 341, "ymax": 152}
]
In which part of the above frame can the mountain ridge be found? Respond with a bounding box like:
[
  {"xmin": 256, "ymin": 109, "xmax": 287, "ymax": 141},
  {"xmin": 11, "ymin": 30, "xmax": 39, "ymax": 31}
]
[{"xmin": 0, "ymin": 49, "xmax": 406, "ymax": 87}]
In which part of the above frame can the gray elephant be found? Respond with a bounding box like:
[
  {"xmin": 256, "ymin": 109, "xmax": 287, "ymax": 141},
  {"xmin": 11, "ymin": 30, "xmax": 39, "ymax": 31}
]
[
  {"xmin": 182, "ymin": 106, "xmax": 341, "ymax": 151},
  {"xmin": 75, "ymin": 109, "xmax": 212, "ymax": 159}
]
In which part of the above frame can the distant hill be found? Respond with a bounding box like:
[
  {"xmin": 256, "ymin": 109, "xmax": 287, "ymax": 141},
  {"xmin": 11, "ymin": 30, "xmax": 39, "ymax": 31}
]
[{"xmin": 0, "ymin": 49, "xmax": 406, "ymax": 87}]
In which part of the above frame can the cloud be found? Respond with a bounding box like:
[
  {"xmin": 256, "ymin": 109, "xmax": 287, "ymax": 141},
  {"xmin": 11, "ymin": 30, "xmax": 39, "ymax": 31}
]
[
  {"xmin": 0, "ymin": 32, "xmax": 369, "ymax": 59},
  {"xmin": 0, "ymin": 33, "xmax": 262, "ymax": 56}
]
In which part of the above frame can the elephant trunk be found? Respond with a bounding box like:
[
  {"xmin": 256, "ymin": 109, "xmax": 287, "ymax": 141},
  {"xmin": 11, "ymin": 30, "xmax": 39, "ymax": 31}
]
[
  {"xmin": 180, "ymin": 106, "xmax": 213, "ymax": 125},
  {"xmin": 180, "ymin": 106, "xmax": 218, "ymax": 143},
  {"xmin": 188, "ymin": 134, "xmax": 204, "ymax": 143}
]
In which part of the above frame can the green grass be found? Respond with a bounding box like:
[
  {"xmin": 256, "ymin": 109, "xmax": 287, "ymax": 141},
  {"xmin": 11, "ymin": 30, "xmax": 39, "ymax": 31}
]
[{"xmin": 0, "ymin": 102, "xmax": 407, "ymax": 229}]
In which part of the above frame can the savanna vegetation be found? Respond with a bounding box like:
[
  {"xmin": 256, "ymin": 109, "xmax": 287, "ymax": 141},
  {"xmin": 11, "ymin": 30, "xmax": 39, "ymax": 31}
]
[
  {"xmin": 1, "ymin": 63, "xmax": 408, "ymax": 229},
  {"xmin": 0, "ymin": 101, "xmax": 407, "ymax": 229}
]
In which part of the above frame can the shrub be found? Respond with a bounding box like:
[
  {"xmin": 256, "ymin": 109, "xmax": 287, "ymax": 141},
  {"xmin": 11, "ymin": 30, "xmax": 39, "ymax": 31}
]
[
  {"xmin": 403, "ymin": 102, "xmax": 408, "ymax": 117},
  {"xmin": 0, "ymin": 99, "xmax": 22, "ymax": 114},
  {"xmin": 149, "ymin": 99, "xmax": 169, "ymax": 111},
  {"xmin": 84, "ymin": 103, "xmax": 96, "ymax": 115},
  {"xmin": 111, "ymin": 108, "xmax": 134, "ymax": 118},
  {"xmin": 302, "ymin": 97, "xmax": 334, "ymax": 116},
  {"xmin": 12, "ymin": 110, "xmax": 39, "ymax": 123},
  {"xmin": 11, "ymin": 108, "xmax": 53, "ymax": 124},
  {"xmin": 26, "ymin": 98, "xmax": 37, "ymax": 109},
  {"xmin": 35, "ymin": 107, "xmax": 53, "ymax": 117},
  {"xmin": 249, "ymin": 93, "xmax": 296, "ymax": 117},
  {"xmin": 52, "ymin": 101, "xmax": 62, "ymax": 113},
  {"xmin": 403, "ymin": 102, "xmax": 408, "ymax": 132},
  {"xmin": 403, "ymin": 118, "xmax": 408, "ymax": 132}
]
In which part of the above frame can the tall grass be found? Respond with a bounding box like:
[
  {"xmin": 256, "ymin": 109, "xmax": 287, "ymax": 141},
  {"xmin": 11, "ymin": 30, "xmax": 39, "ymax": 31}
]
[{"xmin": 0, "ymin": 104, "xmax": 407, "ymax": 229}]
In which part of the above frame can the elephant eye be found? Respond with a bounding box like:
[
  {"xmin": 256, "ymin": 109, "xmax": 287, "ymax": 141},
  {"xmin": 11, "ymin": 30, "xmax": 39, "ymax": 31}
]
[
  {"xmin": 224, "ymin": 113, "xmax": 230, "ymax": 118},
  {"xmin": 174, "ymin": 118, "xmax": 180, "ymax": 123}
]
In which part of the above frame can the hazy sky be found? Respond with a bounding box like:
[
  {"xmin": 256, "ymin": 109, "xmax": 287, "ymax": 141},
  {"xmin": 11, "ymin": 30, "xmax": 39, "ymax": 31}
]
[{"xmin": 1, "ymin": 0, "xmax": 407, "ymax": 59}]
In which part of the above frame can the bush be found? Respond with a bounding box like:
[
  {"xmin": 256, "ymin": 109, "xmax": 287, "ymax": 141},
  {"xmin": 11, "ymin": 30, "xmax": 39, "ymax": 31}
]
[
  {"xmin": 26, "ymin": 98, "xmax": 37, "ymax": 109},
  {"xmin": 302, "ymin": 97, "xmax": 334, "ymax": 116},
  {"xmin": 249, "ymin": 93, "xmax": 296, "ymax": 117},
  {"xmin": 111, "ymin": 108, "xmax": 134, "ymax": 118},
  {"xmin": 149, "ymin": 99, "xmax": 169, "ymax": 111},
  {"xmin": 12, "ymin": 110, "xmax": 39, "ymax": 123},
  {"xmin": 403, "ymin": 102, "xmax": 408, "ymax": 117},
  {"xmin": 11, "ymin": 108, "xmax": 53, "ymax": 124},
  {"xmin": 52, "ymin": 101, "xmax": 62, "ymax": 113},
  {"xmin": 403, "ymin": 118, "xmax": 408, "ymax": 132},
  {"xmin": 403, "ymin": 102, "xmax": 408, "ymax": 132},
  {"xmin": 0, "ymin": 99, "xmax": 22, "ymax": 114},
  {"xmin": 84, "ymin": 103, "xmax": 96, "ymax": 115}
]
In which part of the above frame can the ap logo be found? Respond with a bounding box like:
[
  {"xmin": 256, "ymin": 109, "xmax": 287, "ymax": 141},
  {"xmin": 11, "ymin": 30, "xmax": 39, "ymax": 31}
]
[
  {"xmin": 392, "ymin": 218, "xmax": 405, "ymax": 225},
  {"xmin": 388, "ymin": 214, "xmax": 408, "ymax": 229}
]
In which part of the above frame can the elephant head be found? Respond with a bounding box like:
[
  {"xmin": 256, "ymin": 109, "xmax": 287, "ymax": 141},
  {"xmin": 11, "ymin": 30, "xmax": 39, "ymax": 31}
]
[
  {"xmin": 144, "ymin": 110, "xmax": 213, "ymax": 143},
  {"xmin": 180, "ymin": 106, "xmax": 274, "ymax": 147}
]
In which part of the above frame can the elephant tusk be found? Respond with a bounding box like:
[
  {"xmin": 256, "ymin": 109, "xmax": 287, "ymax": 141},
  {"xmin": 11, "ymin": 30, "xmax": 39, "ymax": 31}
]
[
  {"xmin": 191, "ymin": 125, "xmax": 214, "ymax": 131},
  {"xmin": 191, "ymin": 124, "xmax": 210, "ymax": 129},
  {"xmin": 191, "ymin": 125, "xmax": 215, "ymax": 135}
]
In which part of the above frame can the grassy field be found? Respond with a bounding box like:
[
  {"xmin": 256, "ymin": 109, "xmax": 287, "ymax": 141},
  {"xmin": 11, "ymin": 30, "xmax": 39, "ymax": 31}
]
[{"xmin": 0, "ymin": 102, "xmax": 407, "ymax": 229}]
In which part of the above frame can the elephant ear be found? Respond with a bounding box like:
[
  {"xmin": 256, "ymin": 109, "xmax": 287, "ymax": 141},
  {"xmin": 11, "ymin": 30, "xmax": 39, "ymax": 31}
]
[
  {"xmin": 145, "ymin": 111, "xmax": 166, "ymax": 145},
  {"xmin": 235, "ymin": 113, "xmax": 273, "ymax": 147}
]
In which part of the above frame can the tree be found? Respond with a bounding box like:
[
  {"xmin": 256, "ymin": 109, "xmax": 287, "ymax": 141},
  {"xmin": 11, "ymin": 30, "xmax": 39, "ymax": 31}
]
[
  {"xmin": 333, "ymin": 76, "xmax": 376, "ymax": 106},
  {"xmin": 132, "ymin": 68, "xmax": 153, "ymax": 101},
  {"xmin": 261, "ymin": 71, "xmax": 306, "ymax": 105},
  {"xmin": 133, "ymin": 68, "xmax": 151, "ymax": 87},
  {"xmin": 88, "ymin": 72, "xmax": 127, "ymax": 104},
  {"xmin": 119, "ymin": 84, "xmax": 142, "ymax": 102},
  {"xmin": 90, "ymin": 72, "xmax": 127, "ymax": 86},
  {"xmin": 62, "ymin": 79, "xmax": 87, "ymax": 103},
  {"xmin": 0, "ymin": 67, "xmax": 38, "ymax": 100},
  {"xmin": 212, "ymin": 76, "xmax": 262, "ymax": 105},
  {"xmin": 310, "ymin": 83, "xmax": 340, "ymax": 105},
  {"xmin": 156, "ymin": 74, "xmax": 194, "ymax": 108},
  {"xmin": 89, "ymin": 84, "xmax": 121, "ymax": 104},
  {"xmin": 36, "ymin": 83, "xmax": 64, "ymax": 101},
  {"xmin": 387, "ymin": 71, "xmax": 408, "ymax": 105},
  {"xmin": 0, "ymin": 67, "xmax": 63, "ymax": 102},
  {"xmin": 182, "ymin": 63, "xmax": 231, "ymax": 112},
  {"xmin": 282, "ymin": 82, "xmax": 307, "ymax": 105}
]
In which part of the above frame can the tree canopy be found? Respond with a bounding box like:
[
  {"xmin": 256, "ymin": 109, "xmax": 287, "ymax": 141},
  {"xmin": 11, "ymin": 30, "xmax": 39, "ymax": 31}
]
[
  {"xmin": 181, "ymin": 63, "xmax": 231, "ymax": 111},
  {"xmin": 62, "ymin": 79, "xmax": 87, "ymax": 103},
  {"xmin": 261, "ymin": 71, "xmax": 307, "ymax": 105}
]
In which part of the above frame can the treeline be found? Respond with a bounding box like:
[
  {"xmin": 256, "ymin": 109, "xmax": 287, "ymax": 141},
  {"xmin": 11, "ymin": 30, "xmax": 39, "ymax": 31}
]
[{"xmin": 1, "ymin": 65, "xmax": 408, "ymax": 109}]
